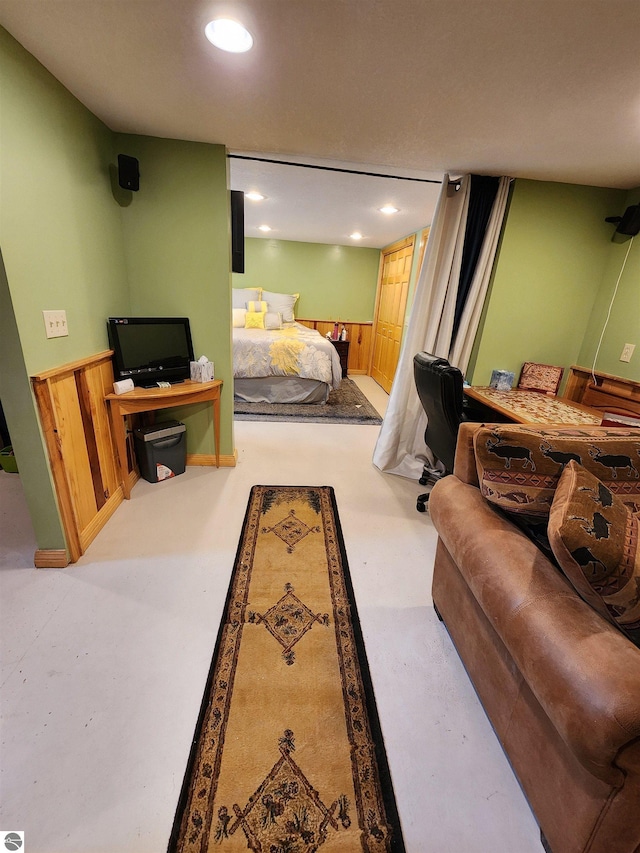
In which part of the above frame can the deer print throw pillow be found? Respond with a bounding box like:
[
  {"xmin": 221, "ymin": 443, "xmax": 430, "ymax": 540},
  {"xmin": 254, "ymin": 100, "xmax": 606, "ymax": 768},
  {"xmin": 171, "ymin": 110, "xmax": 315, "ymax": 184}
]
[
  {"xmin": 473, "ymin": 425, "xmax": 640, "ymax": 521},
  {"xmin": 548, "ymin": 461, "xmax": 640, "ymax": 647}
]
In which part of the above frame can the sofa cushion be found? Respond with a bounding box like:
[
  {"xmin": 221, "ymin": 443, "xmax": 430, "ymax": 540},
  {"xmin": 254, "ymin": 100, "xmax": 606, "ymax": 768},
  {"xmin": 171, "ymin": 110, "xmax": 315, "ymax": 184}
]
[
  {"xmin": 474, "ymin": 425, "xmax": 640, "ymax": 520},
  {"xmin": 548, "ymin": 461, "xmax": 640, "ymax": 647}
]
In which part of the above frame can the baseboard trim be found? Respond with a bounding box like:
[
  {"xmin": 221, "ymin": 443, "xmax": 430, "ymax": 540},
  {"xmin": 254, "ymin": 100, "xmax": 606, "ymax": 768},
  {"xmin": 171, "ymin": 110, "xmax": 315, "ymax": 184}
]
[
  {"xmin": 79, "ymin": 487, "xmax": 124, "ymax": 553},
  {"xmin": 348, "ymin": 369, "xmax": 367, "ymax": 375},
  {"xmin": 187, "ymin": 452, "xmax": 237, "ymax": 468},
  {"xmin": 34, "ymin": 549, "xmax": 70, "ymax": 569}
]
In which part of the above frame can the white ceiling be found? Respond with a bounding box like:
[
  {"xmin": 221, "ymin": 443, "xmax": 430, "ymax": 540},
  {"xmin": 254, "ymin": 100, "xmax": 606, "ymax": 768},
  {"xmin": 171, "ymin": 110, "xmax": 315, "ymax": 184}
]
[
  {"xmin": 229, "ymin": 153, "xmax": 443, "ymax": 247},
  {"xmin": 1, "ymin": 0, "xmax": 639, "ymax": 248}
]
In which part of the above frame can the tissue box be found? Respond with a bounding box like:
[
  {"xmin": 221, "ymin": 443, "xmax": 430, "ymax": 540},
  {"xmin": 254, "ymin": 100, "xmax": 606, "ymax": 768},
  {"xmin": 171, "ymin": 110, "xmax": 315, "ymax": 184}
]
[
  {"xmin": 190, "ymin": 360, "xmax": 214, "ymax": 382},
  {"xmin": 490, "ymin": 369, "xmax": 515, "ymax": 391}
]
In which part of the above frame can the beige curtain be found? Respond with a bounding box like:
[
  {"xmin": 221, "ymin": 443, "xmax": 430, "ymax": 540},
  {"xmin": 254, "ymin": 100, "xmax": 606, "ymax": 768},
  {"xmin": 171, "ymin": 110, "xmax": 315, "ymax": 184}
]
[{"xmin": 372, "ymin": 175, "xmax": 510, "ymax": 479}]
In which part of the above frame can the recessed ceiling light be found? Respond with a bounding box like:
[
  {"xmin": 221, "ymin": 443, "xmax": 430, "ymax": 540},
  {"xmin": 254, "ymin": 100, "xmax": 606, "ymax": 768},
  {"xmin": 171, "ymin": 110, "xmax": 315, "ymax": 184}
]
[
  {"xmin": 204, "ymin": 19, "xmax": 253, "ymax": 53},
  {"xmin": 350, "ymin": 232, "xmax": 363, "ymax": 240},
  {"xmin": 258, "ymin": 225, "xmax": 271, "ymax": 232},
  {"xmin": 379, "ymin": 205, "xmax": 399, "ymax": 215},
  {"xmin": 246, "ymin": 191, "xmax": 265, "ymax": 201}
]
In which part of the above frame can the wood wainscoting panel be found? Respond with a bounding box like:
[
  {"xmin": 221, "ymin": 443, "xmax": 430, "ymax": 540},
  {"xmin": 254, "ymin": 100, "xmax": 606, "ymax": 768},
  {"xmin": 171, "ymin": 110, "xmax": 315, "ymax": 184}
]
[
  {"xmin": 32, "ymin": 351, "xmax": 122, "ymax": 565},
  {"xmin": 297, "ymin": 320, "xmax": 373, "ymax": 375},
  {"xmin": 50, "ymin": 371, "xmax": 98, "ymax": 532}
]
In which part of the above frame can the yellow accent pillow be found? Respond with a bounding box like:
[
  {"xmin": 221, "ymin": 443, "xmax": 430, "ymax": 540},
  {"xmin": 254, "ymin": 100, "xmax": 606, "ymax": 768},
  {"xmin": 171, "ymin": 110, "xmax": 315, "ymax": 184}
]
[
  {"xmin": 247, "ymin": 300, "xmax": 268, "ymax": 313},
  {"xmin": 245, "ymin": 311, "xmax": 266, "ymax": 329}
]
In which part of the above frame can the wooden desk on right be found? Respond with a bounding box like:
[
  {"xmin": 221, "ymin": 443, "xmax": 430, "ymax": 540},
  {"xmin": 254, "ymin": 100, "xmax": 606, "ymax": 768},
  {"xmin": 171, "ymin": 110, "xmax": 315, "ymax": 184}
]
[{"xmin": 464, "ymin": 386, "xmax": 602, "ymax": 425}]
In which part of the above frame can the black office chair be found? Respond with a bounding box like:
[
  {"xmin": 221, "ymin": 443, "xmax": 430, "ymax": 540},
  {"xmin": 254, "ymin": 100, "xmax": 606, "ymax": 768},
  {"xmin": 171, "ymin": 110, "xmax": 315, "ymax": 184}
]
[{"xmin": 413, "ymin": 352, "xmax": 468, "ymax": 513}]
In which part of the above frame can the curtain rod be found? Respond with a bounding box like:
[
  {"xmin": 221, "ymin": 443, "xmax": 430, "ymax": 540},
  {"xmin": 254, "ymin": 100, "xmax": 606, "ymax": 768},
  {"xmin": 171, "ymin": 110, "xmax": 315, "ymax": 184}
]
[{"xmin": 227, "ymin": 154, "xmax": 444, "ymax": 184}]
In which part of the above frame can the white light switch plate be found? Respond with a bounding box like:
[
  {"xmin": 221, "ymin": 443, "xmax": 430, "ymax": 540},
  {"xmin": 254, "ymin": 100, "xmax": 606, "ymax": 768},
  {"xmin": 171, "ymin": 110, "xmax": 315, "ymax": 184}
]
[{"xmin": 43, "ymin": 310, "xmax": 68, "ymax": 338}]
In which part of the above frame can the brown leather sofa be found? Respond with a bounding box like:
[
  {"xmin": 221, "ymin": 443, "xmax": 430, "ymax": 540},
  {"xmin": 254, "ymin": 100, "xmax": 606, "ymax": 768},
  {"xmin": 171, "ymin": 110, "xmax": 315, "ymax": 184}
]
[{"xmin": 428, "ymin": 422, "xmax": 640, "ymax": 853}]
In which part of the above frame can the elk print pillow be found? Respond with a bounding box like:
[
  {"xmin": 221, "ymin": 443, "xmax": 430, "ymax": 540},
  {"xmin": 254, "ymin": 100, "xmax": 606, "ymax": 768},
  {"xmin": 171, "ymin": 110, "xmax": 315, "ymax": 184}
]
[
  {"xmin": 548, "ymin": 461, "xmax": 640, "ymax": 648},
  {"xmin": 473, "ymin": 425, "xmax": 640, "ymax": 520}
]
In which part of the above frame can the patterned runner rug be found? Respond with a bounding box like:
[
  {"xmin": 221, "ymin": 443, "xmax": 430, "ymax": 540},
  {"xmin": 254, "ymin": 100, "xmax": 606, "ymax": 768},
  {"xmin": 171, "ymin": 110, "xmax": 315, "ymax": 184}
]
[
  {"xmin": 234, "ymin": 378, "xmax": 383, "ymax": 425},
  {"xmin": 169, "ymin": 485, "xmax": 404, "ymax": 853}
]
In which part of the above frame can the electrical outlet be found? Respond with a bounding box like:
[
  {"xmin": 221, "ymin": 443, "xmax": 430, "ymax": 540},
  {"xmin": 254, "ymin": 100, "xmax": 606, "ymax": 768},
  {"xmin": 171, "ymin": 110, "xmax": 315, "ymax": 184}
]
[
  {"xmin": 43, "ymin": 310, "xmax": 68, "ymax": 338},
  {"xmin": 620, "ymin": 343, "xmax": 635, "ymax": 363}
]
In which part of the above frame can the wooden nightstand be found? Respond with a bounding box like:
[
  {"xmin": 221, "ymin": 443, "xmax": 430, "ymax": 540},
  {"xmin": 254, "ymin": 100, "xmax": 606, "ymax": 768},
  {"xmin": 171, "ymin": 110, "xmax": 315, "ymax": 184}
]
[{"xmin": 330, "ymin": 339, "xmax": 350, "ymax": 377}]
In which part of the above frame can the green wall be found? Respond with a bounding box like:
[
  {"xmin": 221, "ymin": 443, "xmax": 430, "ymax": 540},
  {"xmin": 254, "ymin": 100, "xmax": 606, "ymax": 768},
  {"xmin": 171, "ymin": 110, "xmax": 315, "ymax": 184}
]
[
  {"xmin": 0, "ymin": 28, "xmax": 233, "ymax": 556},
  {"xmin": 578, "ymin": 187, "xmax": 640, "ymax": 380},
  {"xmin": 116, "ymin": 134, "xmax": 232, "ymax": 456},
  {"xmin": 0, "ymin": 29, "xmax": 131, "ymax": 372},
  {"xmin": 232, "ymin": 237, "xmax": 380, "ymax": 321},
  {"xmin": 0, "ymin": 251, "xmax": 67, "ymax": 548},
  {"xmin": 0, "ymin": 27, "xmax": 131, "ymax": 552},
  {"xmin": 468, "ymin": 179, "xmax": 626, "ymax": 385}
]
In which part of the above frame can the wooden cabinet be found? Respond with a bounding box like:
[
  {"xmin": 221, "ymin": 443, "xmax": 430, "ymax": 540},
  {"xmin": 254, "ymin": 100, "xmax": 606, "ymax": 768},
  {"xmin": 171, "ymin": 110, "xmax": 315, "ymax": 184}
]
[
  {"xmin": 330, "ymin": 339, "xmax": 350, "ymax": 377},
  {"xmin": 31, "ymin": 351, "xmax": 124, "ymax": 566}
]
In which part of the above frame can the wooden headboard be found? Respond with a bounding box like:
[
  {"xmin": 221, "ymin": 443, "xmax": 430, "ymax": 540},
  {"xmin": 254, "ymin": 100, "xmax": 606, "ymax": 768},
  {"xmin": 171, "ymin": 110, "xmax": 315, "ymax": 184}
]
[{"xmin": 564, "ymin": 365, "xmax": 640, "ymax": 418}]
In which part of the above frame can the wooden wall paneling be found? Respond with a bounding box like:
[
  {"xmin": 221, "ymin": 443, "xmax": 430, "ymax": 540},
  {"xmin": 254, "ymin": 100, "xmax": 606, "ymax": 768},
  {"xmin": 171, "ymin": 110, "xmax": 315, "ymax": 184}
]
[
  {"xmin": 297, "ymin": 320, "xmax": 374, "ymax": 375},
  {"xmin": 85, "ymin": 360, "xmax": 119, "ymax": 500},
  {"xmin": 31, "ymin": 351, "xmax": 125, "ymax": 566},
  {"xmin": 31, "ymin": 378, "xmax": 83, "ymax": 564},
  {"xmin": 75, "ymin": 369, "xmax": 107, "ymax": 513},
  {"xmin": 314, "ymin": 321, "xmax": 334, "ymax": 339},
  {"xmin": 350, "ymin": 323, "xmax": 373, "ymax": 374},
  {"xmin": 51, "ymin": 372, "xmax": 97, "ymax": 532}
]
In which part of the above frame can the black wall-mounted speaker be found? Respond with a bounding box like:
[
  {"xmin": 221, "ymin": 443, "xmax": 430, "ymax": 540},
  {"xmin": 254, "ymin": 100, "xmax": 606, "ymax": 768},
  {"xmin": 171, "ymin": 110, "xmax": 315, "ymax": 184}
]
[
  {"xmin": 117, "ymin": 154, "xmax": 139, "ymax": 192},
  {"xmin": 616, "ymin": 204, "xmax": 640, "ymax": 237},
  {"xmin": 231, "ymin": 190, "xmax": 245, "ymax": 273}
]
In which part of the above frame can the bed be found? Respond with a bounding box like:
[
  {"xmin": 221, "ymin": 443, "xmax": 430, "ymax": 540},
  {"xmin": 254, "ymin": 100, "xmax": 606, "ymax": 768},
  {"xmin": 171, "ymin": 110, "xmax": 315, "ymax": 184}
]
[{"xmin": 232, "ymin": 288, "xmax": 343, "ymax": 404}]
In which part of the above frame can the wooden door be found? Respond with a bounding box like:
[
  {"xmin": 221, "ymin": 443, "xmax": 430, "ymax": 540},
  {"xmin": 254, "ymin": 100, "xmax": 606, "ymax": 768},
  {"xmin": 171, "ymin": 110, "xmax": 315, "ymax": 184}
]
[{"xmin": 370, "ymin": 236, "xmax": 415, "ymax": 393}]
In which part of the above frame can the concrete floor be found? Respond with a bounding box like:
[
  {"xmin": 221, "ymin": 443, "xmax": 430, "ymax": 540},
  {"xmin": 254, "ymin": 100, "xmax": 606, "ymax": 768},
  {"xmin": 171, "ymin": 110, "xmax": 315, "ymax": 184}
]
[{"xmin": 0, "ymin": 377, "xmax": 541, "ymax": 852}]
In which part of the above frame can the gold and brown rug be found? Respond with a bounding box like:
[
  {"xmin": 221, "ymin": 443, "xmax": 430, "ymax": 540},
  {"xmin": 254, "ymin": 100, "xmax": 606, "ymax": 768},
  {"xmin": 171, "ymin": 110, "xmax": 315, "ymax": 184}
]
[{"xmin": 169, "ymin": 485, "xmax": 404, "ymax": 853}]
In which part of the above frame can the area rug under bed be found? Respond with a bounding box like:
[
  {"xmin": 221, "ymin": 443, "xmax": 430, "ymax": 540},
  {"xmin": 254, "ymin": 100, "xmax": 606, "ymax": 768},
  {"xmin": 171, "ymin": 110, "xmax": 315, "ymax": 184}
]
[
  {"xmin": 169, "ymin": 485, "xmax": 404, "ymax": 853},
  {"xmin": 234, "ymin": 378, "xmax": 383, "ymax": 425}
]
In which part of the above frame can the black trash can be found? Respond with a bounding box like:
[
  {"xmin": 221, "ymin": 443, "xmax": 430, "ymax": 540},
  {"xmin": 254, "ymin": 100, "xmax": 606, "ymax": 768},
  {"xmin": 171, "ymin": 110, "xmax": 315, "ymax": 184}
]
[{"xmin": 134, "ymin": 420, "xmax": 186, "ymax": 483}]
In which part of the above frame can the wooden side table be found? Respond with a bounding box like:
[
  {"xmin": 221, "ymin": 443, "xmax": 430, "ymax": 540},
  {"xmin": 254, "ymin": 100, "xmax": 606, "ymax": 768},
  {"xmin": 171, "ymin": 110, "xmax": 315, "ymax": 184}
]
[
  {"xmin": 330, "ymin": 339, "xmax": 350, "ymax": 377},
  {"xmin": 105, "ymin": 379, "xmax": 222, "ymax": 499}
]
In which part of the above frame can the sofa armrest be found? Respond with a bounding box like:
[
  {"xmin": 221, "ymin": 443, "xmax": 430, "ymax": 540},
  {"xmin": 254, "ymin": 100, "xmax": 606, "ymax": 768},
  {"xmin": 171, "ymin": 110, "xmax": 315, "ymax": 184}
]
[
  {"xmin": 429, "ymin": 475, "xmax": 640, "ymax": 787},
  {"xmin": 453, "ymin": 422, "xmax": 483, "ymax": 486}
]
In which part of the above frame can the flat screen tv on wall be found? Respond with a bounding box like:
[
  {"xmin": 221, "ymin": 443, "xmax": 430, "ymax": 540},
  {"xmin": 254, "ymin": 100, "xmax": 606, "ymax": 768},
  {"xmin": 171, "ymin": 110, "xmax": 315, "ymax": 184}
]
[{"xmin": 107, "ymin": 317, "xmax": 194, "ymax": 387}]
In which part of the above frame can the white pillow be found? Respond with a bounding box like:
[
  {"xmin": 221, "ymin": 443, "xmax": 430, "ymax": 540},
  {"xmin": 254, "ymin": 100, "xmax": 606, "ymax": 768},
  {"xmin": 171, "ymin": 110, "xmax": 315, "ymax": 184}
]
[
  {"xmin": 262, "ymin": 290, "xmax": 299, "ymax": 324},
  {"xmin": 264, "ymin": 311, "xmax": 283, "ymax": 330},
  {"xmin": 232, "ymin": 288, "xmax": 261, "ymax": 309},
  {"xmin": 232, "ymin": 308, "xmax": 247, "ymax": 328}
]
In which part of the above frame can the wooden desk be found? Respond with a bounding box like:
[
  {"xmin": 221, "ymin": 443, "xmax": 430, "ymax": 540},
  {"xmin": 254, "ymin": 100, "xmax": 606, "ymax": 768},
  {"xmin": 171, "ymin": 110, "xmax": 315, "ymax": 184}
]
[
  {"xmin": 106, "ymin": 379, "xmax": 222, "ymax": 499},
  {"xmin": 464, "ymin": 386, "xmax": 602, "ymax": 425}
]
